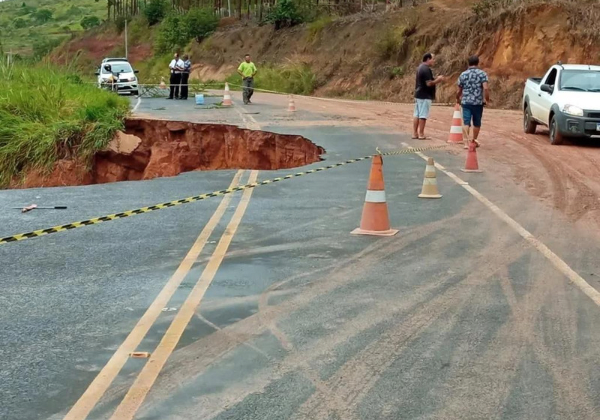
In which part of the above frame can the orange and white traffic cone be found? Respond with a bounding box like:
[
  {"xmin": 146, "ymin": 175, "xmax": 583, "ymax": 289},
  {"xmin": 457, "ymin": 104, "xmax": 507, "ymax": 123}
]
[
  {"xmin": 287, "ymin": 95, "xmax": 296, "ymax": 112},
  {"xmin": 448, "ymin": 104, "xmax": 463, "ymax": 144},
  {"xmin": 159, "ymin": 77, "xmax": 166, "ymax": 90},
  {"xmin": 222, "ymin": 82, "xmax": 233, "ymax": 107},
  {"xmin": 461, "ymin": 141, "xmax": 483, "ymax": 173},
  {"xmin": 418, "ymin": 157, "xmax": 442, "ymax": 199},
  {"xmin": 351, "ymin": 155, "xmax": 399, "ymax": 237}
]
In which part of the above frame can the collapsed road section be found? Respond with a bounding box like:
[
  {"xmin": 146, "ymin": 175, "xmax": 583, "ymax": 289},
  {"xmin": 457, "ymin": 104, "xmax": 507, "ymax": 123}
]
[{"xmin": 14, "ymin": 118, "xmax": 325, "ymax": 188}]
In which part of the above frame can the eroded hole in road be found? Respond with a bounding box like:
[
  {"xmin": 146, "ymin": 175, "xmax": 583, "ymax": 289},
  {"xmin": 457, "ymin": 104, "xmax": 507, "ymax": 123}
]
[{"xmin": 17, "ymin": 118, "xmax": 325, "ymax": 188}]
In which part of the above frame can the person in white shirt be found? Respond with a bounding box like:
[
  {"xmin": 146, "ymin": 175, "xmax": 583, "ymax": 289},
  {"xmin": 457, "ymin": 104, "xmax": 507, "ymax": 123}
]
[{"xmin": 168, "ymin": 52, "xmax": 184, "ymax": 99}]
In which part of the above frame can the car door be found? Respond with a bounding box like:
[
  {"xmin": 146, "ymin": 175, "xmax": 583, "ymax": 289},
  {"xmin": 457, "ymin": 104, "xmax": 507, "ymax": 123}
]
[{"xmin": 534, "ymin": 68, "xmax": 558, "ymax": 124}]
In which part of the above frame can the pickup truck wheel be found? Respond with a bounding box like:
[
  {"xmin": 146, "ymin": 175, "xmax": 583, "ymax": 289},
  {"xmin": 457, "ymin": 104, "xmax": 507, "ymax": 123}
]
[
  {"xmin": 523, "ymin": 106, "xmax": 537, "ymax": 134},
  {"xmin": 549, "ymin": 116, "xmax": 564, "ymax": 145}
]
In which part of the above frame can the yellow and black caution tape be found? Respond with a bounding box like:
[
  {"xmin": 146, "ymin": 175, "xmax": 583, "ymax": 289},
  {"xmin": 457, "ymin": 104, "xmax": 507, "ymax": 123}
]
[{"xmin": 0, "ymin": 145, "xmax": 447, "ymax": 245}]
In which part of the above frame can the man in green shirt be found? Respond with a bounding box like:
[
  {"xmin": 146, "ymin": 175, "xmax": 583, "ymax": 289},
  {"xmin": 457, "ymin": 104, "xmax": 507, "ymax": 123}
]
[{"xmin": 237, "ymin": 54, "xmax": 257, "ymax": 105}]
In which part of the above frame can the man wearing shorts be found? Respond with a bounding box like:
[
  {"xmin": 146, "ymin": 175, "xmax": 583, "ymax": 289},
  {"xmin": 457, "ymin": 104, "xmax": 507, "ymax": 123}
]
[
  {"xmin": 413, "ymin": 53, "xmax": 445, "ymax": 140},
  {"xmin": 457, "ymin": 55, "xmax": 490, "ymax": 148}
]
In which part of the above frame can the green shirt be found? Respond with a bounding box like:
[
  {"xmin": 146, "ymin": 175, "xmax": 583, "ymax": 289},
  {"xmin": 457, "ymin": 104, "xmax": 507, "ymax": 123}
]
[{"xmin": 238, "ymin": 61, "xmax": 257, "ymax": 78}]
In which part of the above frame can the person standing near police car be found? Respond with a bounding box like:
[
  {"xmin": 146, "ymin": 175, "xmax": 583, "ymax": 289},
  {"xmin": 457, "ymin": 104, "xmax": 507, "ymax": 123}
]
[
  {"xmin": 237, "ymin": 54, "xmax": 257, "ymax": 105},
  {"xmin": 168, "ymin": 52, "xmax": 184, "ymax": 100}
]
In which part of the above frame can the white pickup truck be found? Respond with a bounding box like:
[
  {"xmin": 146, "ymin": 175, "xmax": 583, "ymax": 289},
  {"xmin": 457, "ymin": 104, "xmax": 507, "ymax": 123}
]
[{"xmin": 522, "ymin": 63, "xmax": 600, "ymax": 145}]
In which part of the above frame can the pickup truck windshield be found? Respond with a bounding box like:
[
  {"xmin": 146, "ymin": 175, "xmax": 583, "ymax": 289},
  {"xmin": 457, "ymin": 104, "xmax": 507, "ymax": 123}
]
[{"xmin": 560, "ymin": 70, "xmax": 600, "ymax": 92}]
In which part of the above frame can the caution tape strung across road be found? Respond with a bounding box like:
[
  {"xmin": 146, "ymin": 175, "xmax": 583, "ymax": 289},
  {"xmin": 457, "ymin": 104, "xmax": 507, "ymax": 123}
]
[
  {"xmin": 0, "ymin": 145, "xmax": 447, "ymax": 246},
  {"xmin": 223, "ymin": 83, "xmax": 455, "ymax": 107}
]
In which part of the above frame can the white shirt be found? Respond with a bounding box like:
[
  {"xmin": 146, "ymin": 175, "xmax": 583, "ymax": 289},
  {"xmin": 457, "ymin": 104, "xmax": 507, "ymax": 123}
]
[{"xmin": 169, "ymin": 59, "xmax": 184, "ymax": 73}]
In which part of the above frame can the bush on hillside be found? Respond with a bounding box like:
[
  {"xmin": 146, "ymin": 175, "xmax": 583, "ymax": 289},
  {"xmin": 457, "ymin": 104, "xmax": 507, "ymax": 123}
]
[
  {"xmin": 32, "ymin": 37, "xmax": 63, "ymax": 60},
  {"xmin": 185, "ymin": 8, "xmax": 218, "ymax": 42},
  {"xmin": 143, "ymin": 0, "xmax": 169, "ymax": 25},
  {"xmin": 13, "ymin": 18, "xmax": 27, "ymax": 29},
  {"xmin": 154, "ymin": 14, "xmax": 188, "ymax": 53},
  {"xmin": 266, "ymin": 0, "xmax": 305, "ymax": 30},
  {"xmin": 0, "ymin": 63, "xmax": 129, "ymax": 186},
  {"xmin": 154, "ymin": 9, "xmax": 218, "ymax": 53},
  {"xmin": 33, "ymin": 8, "xmax": 52, "ymax": 24},
  {"xmin": 81, "ymin": 16, "xmax": 101, "ymax": 30}
]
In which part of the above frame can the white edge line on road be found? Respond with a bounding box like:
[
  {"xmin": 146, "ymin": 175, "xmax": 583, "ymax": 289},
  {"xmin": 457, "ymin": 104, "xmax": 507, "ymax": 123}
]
[
  {"xmin": 402, "ymin": 142, "xmax": 600, "ymax": 307},
  {"xmin": 132, "ymin": 96, "xmax": 142, "ymax": 113}
]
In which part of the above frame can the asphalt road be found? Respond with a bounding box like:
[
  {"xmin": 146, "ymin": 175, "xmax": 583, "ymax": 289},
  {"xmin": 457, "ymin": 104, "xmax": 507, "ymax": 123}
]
[{"xmin": 2, "ymin": 92, "xmax": 600, "ymax": 419}]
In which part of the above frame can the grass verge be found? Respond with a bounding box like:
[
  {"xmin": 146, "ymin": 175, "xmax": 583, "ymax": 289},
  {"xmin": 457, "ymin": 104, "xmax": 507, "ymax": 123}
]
[
  {"xmin": 0, "ymin": 62, "xmax": 130, "ymax": 187},
  {"xmin": 225, "ymin": 62, "xmax": 317, "ymax": 95}
]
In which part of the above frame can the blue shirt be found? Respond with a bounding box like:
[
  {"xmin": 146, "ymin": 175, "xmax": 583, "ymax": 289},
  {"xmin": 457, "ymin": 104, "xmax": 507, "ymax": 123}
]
[{"xmin": 458, "ymin": 68, "xmax": 488, "ymax": 106}]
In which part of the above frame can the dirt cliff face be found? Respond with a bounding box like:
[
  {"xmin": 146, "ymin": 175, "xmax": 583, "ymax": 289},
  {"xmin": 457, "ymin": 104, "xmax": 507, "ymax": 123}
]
[{"xmin": 12, "ymin": 119, "xmax": 325, "ymax": 189}]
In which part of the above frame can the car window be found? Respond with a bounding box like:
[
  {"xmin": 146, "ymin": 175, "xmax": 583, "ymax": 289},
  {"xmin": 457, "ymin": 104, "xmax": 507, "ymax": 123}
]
[
  {"xmin": 102, "ymin": 63, "xmax": 133, "ymax": 74},
  {"xmin": 560, "ymin": 70, "xmax": 600, "ymax": 92},
  {"xmin": 544, "ymin": 69, "xmax": 557, "ymax": 86}
]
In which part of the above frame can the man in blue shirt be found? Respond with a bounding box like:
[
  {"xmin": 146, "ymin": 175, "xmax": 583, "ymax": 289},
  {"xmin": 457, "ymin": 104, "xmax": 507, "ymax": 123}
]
[
  {"xmin": 457, "ymin": 55, "xmax": 490, "ymax": 148},
  {"xmin": 180, "ymin": 55, "xmax": 192, "ymax": 100}
]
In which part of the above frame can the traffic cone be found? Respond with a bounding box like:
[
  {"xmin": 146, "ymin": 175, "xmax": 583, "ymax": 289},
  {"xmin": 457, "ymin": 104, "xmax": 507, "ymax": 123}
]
[
  {"xmin": 448, "ymin": 104, "xmax": 463, "ymax": 144},
  {"xmin": 287, "ymin": 95, "xmax": 296, "ymax": 112},
  {"xmin": 418, "ymin": 157, "xmax": 442, "ymax": 199},
  {"xmin": 351, "ymin": 155, "xmax": 399, "ymax": 237},
  {"xmin": 461, "ymin": 141, "xmax": 483, "ymax": 173},
  {"xmin": 222, "ymin": 82, "xmax": 233, "ymax": 107},
  {"xmin": 159, "ymin": 77, "xmax": 166, "ymax": 90}
]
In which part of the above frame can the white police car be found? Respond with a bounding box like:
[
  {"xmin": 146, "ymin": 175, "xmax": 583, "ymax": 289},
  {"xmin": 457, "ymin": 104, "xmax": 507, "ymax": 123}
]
[{"xmin": 96, "ymin": 58, "xmax": 139, "ymax": 96}]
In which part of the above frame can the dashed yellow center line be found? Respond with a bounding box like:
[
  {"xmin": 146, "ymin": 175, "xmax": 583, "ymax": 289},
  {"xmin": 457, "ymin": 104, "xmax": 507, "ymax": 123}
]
[
  {"xmin": 109, "ymin": 170, "xmax": 259, "ymax": 420},
  {"xmin": 63, "ymin": 170, "xmax": 244, "ymax": 420}
]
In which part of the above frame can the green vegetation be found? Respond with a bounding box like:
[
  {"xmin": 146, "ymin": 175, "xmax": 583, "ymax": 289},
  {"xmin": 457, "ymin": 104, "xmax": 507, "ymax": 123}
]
[
  {"xmin": 306, "ymin": 15, "xmax": 333, "ymax": 43},
  {"xmin": 376, "ymin": 20, "xmax": 416, "ymax": 61},
  {"xmin": 226, "ymin": 62, "xmax": 317, "ymax": 95},
  {"xmin": 142, "ymin": 0, "xmax": 169, "ymax": 26},
  {"xmin": 266, "ymin": 0, "xmax": 306, "ymax": 30},
  {"xmin": 0, "ymin": 0, "xmax": 105, "ymax": 55},
  {"xmin": 132, "ymin": 52, "xmax": 172, "ymax": 83},
  {"xmin": 0, "ymin": 62, "xmax": 130, "ymax": 186},
  {"xmin": 80, "ymin": 16, "xmax": 101, "ymax": 30},
  {"xmin": 154, "ymin": 8, "xmax": 218, "ymax": 54}
]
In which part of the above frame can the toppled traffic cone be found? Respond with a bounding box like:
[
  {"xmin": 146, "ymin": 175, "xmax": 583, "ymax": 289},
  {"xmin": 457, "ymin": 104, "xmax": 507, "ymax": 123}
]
[
  {"xmin": 448, "ymin": 104, "xmax": 463, "ymax": 144},
  {"xmin": 159, "ymin": 77, "xmax": 166, "ymax": 90},
  {"xmin": 287, "ymin": 95, "xmax": 296, "ymax": 112},
  {"xmin": 351, "ymin": 155, "xmax": 399, "ymax": 237},
  {"xmin": 461, "ymin": 141, "xmax": 483, "ymax": 173},
  {"xmin": 418, "ymin": 157, "xmax": 442, "ymax": 199},
  {"xmin": 222, "ymin": 82, "xmax": 233, "ymax": 107}
]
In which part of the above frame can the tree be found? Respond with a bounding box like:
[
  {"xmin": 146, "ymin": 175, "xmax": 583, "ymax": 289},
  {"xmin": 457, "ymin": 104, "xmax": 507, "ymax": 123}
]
[
  {"xmin": 185, "ymin": 8, "xmax": 218, "ymax": 42},
  {"xmin": 266, "ymin": 0, "xmax": 304, "ymax": 30},
  {"xmin": 81, "ymin": 16, "xmax": 102, "ymax": 30},
  {"xmin": 143, "ymin": 0, "xmax": 169, "ymax": 25},
  {"xmin": 154, "ymin": 14, "xmax": 188, "ymax": 53},
  {"xmin": 33, "ymin": 9, "xmax": 53, "ymax": 24}
]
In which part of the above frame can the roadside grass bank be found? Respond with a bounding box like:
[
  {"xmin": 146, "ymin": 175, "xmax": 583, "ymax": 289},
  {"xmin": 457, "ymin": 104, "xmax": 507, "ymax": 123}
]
[{"xmin": 0, "ymin": 62, "xmax": 130, "ymax": 187}]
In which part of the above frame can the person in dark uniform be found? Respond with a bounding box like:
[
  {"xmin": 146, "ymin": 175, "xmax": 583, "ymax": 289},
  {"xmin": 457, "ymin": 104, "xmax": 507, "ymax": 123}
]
[
  {"xmin": 168, "ymin": 52, "xmax": 184, "ymax": 100},
  {"xmin": 180, "ymin": 55, "xmax": 191, "ymax": 100}
]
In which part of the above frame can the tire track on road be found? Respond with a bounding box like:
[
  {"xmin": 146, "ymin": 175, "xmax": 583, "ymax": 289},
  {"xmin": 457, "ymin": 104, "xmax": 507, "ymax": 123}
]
[{"xmin": 293, "ymin": 233, "xmax": 529, "ymax": 420}]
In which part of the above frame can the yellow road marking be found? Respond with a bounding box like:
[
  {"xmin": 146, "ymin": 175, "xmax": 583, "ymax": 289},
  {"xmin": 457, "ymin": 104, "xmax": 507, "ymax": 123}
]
[
  {"xmin": 109, "ymin": 170, "xmax": 259, "ymax": 420},
  {"xmin": 63, "ymin": 170, "xmax": 244, "ymax": 420}
]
